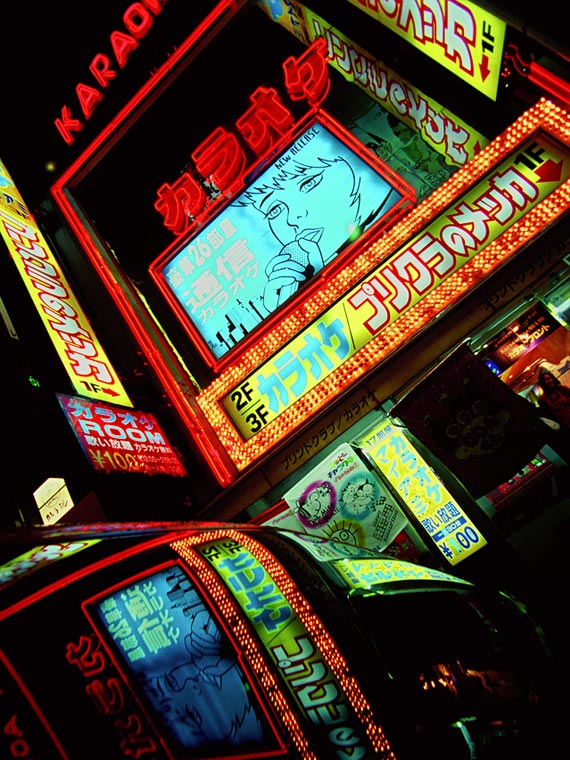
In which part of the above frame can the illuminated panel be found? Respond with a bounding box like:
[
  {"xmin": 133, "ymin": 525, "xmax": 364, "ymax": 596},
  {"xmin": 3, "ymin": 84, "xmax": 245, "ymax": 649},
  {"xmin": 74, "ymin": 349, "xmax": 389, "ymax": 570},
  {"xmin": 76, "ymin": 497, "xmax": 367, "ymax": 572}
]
[
  {"xmin": 198, "ymin": 99, "xmax": 570, "ymax": 469},
  {"xmin": 343, "ymin": 0, "xmax": 506, "ymax": 100},
  {"xmin": 0, "ymin": 541, "xmax": 99, "ymax": 589},
  {"xmin": 0, "ymin": 159, "xmax": 132, "ymax": 407},
  {"xmin": 174, "ymin": 530, "xmax": 396, "ymax": 759},
  {"xmin": 57, "ymin": 393, "xmax": 187, "ymax": 476},
  {"xmin": 88, "ymin": 561, "xmax": 286, "ymax": 758},
  {"xmin": 259, "ymin": 0, "xmax": 488, "ymax": 165},
  {"xmin": 151, "ymin": 114, "xmax": 412, "ymax": 369},
  {"xmin": 359, "ymin": 419, "xmax": 488, "ymax": 565},
  {"xmin": 332, "ymin": 557, "xmax": 474, "ymax": 588}
]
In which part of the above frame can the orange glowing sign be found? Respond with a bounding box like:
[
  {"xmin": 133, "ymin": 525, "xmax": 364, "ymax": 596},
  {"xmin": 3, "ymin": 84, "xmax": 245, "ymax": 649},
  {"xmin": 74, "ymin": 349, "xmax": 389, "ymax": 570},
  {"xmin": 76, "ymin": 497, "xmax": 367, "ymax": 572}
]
[
  {"xmin": 197, "ymin": 99, "xmax": 570, "ymax": 469},
  {"xmin": 177, "ymin": 531, "xmax": 393, "ymax": 758}
]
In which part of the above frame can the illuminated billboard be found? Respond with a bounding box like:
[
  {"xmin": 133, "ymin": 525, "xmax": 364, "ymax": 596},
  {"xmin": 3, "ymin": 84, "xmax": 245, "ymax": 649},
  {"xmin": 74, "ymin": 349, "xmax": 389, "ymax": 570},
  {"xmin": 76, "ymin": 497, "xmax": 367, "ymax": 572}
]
[
  {"xmin": 0, "ymin": 159, "xmax": 132, "ymax": 407},
  {"xmin": 342, "ymin": 0, "xmax": 506, "ymax": 100},
  {"xmin": 93, "ymin": 564, "xmax": 277, "ymax": 755},
  {"xmin": 150, "ymin": 115, "xmax": 412, "ymax": 366},
  {"xmin": 57, "ymin": 393, "xmax": 187, "ymax": 476},
  {"xmin": 49, "ymin": 0, "xmax": 570, "ymax": 484}
]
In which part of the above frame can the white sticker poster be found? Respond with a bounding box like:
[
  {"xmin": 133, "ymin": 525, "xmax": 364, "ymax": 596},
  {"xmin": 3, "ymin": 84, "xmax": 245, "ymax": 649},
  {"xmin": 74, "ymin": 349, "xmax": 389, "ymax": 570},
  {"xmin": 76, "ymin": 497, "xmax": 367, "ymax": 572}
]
[{"xmin": 278, "ymin": 443, "xmax": 407, "ymax": 551}]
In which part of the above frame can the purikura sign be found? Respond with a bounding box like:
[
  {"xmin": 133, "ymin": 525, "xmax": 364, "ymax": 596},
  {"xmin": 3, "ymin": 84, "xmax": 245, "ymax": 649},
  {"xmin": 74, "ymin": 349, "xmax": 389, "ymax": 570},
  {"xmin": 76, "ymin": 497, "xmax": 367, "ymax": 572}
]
[{"xmin": 220, "ymin": 131, "xmax": 570, "ymax": 440}]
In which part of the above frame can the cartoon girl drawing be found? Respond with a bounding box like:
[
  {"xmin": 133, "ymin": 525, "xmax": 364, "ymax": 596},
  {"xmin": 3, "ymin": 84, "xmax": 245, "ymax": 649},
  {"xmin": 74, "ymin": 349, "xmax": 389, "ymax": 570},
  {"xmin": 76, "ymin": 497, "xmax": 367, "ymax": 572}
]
[
  {"xmin": 144, "ymin": 608, "xmax": 266, "ymax": 750},
  {"xmin": 234, "ymin": 122, "xmax": 399, "ymax": 313}
]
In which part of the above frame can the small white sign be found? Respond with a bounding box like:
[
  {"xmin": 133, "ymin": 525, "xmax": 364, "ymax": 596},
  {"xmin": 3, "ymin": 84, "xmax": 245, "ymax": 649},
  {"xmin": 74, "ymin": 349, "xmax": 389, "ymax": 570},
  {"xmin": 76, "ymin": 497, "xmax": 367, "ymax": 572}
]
[{"xmin": 33, "ymin": 477, "xmax": 74, "ymax": 525}]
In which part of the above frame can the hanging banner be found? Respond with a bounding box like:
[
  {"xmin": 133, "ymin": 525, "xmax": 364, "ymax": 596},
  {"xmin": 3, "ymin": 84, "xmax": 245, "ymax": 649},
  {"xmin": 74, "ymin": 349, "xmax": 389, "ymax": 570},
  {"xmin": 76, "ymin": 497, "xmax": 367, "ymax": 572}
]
[
  {"xmin": 389, "ymin": 343, "xmax": 549, "ymax": 497},
  {"xmin": 269, "ymin": 443, "xmax": 407, "ymax": 552}
]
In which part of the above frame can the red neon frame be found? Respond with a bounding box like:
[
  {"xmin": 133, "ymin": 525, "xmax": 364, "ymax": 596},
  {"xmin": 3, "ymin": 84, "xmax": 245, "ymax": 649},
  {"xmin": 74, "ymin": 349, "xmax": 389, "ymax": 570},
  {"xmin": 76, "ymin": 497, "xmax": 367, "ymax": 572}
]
[
  {"xmin": 148, "ymin": 108, "xmax": 415, "ymax": 373},
  {"xmin": 51, "ymin": 1, "xmax": 251, "ymax": 486},
  {"xmin": 49, "ymin": 0, "xmax": 570, "ymax": 486}
]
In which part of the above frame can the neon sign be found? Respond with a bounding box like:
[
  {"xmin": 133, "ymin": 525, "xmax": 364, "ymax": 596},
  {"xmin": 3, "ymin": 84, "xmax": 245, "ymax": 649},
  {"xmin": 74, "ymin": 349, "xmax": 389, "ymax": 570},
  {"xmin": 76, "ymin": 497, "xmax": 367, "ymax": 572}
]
[
  {"xmin": 153, "ymin": 38, "xmax": 331, "ymax": 238},
  {"xmin": 345, "ymin": 0, "xmax": 506, "ymax": 100},
  {"xmin": 359, "ymin": 419, "xmax": 487, "ymax": 565},
  {"xmin": 51, "ymin": 0, "xmax": 570, "ymax": 485},
  {"xmin": 151, "ymin": 115, "xmax": 411, "ymax": 365},
  {"xmin": 55, "ymin": 0, "xmax": 170, "ymax": 145},
  {"xmin": 57, "ymin": 393, "xmax": 186, "ymax": 475},
  {"xmin": 178, "ymin": 531, "xmax": 394, "ymax": 758},
  {"xmin": 219, "ymin": 130, "xmax": 570, "ymax": 440},
  {"xmin": 0, "ymin": 160, "xmax": 132, "ymax": 406}
]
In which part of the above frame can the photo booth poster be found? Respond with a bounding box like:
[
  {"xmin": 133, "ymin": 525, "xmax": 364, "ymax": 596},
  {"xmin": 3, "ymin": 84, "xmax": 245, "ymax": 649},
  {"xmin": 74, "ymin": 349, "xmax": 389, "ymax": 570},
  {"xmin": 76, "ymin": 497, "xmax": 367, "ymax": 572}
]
[{"xmin": 279, "ymin": 443, "xmax": 407, "ymax": 551}]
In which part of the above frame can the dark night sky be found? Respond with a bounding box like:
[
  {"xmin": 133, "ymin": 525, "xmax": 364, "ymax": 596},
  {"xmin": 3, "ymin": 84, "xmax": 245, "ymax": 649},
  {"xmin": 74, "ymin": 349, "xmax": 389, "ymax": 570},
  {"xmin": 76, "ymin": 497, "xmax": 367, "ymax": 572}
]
[
  {"xmin": 1, "ymin": 1, "xmax": 223, "ymax": 205},
  {"xmin": 2, "ymin": 0, "xmax": 569, "ymax": 206}
]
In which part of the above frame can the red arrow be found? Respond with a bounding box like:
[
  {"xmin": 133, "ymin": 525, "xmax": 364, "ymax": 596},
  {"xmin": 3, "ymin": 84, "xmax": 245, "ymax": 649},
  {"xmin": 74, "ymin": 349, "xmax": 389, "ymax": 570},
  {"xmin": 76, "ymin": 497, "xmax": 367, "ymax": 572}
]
[
  {"xmin": 102, "ymin": 387, "xmax": 121, "ymax": 397},
  {"xmin": 479, "ymin": 54, "xmax": 491, "ymax": 82},
  {"xmin": 535, "ymin": 158, "xmax": 563, "ymax": 183}
]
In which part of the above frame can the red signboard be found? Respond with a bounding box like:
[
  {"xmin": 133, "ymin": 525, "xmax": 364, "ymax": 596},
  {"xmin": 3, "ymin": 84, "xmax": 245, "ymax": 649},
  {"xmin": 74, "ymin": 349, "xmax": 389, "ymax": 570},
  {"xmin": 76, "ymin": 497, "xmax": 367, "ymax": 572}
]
[{"xmin": 57, "ymin": 393, "xmax": 187, "ymax": 476}]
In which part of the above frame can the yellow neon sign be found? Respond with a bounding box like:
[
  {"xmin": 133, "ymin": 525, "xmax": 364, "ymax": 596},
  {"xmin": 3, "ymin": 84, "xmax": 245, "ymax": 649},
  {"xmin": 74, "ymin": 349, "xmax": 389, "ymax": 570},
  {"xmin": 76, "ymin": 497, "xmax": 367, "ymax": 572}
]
[
  {"xmin": 359, "ymin": 419, "xmax": 487, "ymax": 565},
  {"xmin": 345, "ymin": 0, "xmax": 506, "ymax": 100},
  {"xmin": 220, "ymin": 130, "xmax": 570, "ymax": 439},
  {"xmin": 302, "ymin": 6, "xmax": 487, "ymax": 165},
  {"xmin": 0, "ymin": 160, "xmax": 132, "ymax": 406}
]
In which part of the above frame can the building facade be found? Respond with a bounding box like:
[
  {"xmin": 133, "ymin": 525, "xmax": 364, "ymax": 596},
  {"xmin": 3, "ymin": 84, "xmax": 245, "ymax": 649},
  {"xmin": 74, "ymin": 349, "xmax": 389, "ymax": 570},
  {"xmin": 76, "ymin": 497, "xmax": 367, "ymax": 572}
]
[{"xmin": 2, "ymin": 0, "xmax": 570, "ymax": 587}]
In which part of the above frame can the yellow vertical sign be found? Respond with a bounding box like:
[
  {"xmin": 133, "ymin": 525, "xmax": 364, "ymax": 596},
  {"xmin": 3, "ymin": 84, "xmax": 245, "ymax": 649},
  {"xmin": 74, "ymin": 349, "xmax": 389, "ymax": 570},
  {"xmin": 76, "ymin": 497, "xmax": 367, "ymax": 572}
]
[
  {"xmin": 0, "ymin": 159, "xmax": 132, "ymax": 406},
  {"xmin": 360, "ymin": 419, "xmax": 487, "ymax": 565}
]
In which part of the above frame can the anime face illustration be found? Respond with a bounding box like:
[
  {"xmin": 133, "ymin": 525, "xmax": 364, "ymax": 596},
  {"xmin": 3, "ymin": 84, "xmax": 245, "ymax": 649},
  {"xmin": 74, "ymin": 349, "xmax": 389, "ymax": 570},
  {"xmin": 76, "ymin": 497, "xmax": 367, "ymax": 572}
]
[
  {"xmin": 146, "ymin": 608, "xmax": 265, "ymax": 749},
  {"xmin": 240, "ymin": 156, "xmax": 368, "ymax": 312},
  {"xmin": 235, "ymin": 124, "xmax": 399, "ymax": 314},
  {"xmin": 295, "ymin": 480, "xmax": 336, "ymax": 528},
  {"xmin": 162, "ymin": 121, "xmax": 402, "ymax": 358},
  {"xmin": 340, "ymin": 478, "xmax": 376, "ymax": 518},
  {"xmin": 258, "ymin": 157, "xmax": 361, "ymax": 260}
]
